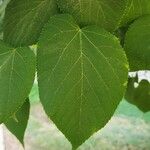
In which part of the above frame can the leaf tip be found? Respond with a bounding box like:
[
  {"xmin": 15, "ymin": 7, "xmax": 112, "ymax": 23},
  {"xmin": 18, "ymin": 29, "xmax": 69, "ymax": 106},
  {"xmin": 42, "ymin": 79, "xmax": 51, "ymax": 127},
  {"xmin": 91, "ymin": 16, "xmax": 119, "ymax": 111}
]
[{"xmin": 72, "ymin": 144, "xmax": 79, "ymax": 150}]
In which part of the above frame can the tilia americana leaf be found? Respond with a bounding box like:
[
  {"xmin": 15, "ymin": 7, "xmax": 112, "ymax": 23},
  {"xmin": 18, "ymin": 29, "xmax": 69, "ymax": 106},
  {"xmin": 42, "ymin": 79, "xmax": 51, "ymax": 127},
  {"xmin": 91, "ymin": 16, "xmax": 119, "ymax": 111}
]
[{"xmin": 37, "ymin": 14, "xmax": 128, "ymax": 149}]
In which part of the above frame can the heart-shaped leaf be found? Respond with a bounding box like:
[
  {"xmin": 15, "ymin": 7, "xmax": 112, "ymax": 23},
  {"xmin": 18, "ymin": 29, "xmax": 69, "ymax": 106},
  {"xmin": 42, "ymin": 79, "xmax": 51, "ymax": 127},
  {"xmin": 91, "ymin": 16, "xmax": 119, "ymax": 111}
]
[
  {"xmin": 0, "ymin": 41, "xmax": 35, "ymax": 123},
  {"xmin": 37, "ymin": 14, "xmax": 128, "ymax": 149},
  {"xmin": 4, "ymin": 0, "xmax": 58, "ymax": 47},
  {"xmin": 124, "ymin": 15, "xmax": 150, "ymax": 71},
  {"xmin": 57, "ymin": 0, "xmax": 127, "ymax": 32},
  {"xmin": 5, "ymin": 98, "xmax": 30, "ymax": 145}
]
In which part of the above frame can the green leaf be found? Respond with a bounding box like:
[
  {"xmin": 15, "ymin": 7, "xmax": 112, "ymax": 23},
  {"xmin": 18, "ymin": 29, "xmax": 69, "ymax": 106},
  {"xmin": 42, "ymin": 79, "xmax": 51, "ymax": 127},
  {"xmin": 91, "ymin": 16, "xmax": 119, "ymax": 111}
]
[
  {"xmin": 121, "ymin": 0, "xmax": 150, "ymax": 26},
  {"xmin": 0, "ymin": 0, "xmax": 12, "ymax": 38},
  {"xmin": 124, "ymin": 15, "xmax": 150, "ymax": 71},
  {"xmin": 0, "ymin": 40, "xmax": 35, "ymax": 123},
  {"xmin": 37, "ymin": 14, "xmax": 128, "ymax": 149},
  {"xmin": 57, "ymin": 0, "xmax": 127, "ymax": 32},
  {"xmin": 125, "ymin": 77, "xmax": 150, "ymax": 112},
  {"xmin": 5, "ymin": 98, "xmax": 30, "ymax": 145},
  {"xmin": 4, "ymin": 0, "xmax": 58, "ymax": 47}
]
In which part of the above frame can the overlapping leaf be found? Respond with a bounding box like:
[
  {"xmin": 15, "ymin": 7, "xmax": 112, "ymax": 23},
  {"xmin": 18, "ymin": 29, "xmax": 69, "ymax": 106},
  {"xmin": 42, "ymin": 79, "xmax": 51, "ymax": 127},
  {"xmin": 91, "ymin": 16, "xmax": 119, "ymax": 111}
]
[
  {"xmin": 37, "ymin": 14, "xmax": 128, "ymax": 149},
  {"xmin": 4, "ymin": 0, "xmax": 58, "ymax": 47},
  {"xmin": 57, "ymin": 0, "xmax": 127, "ymax": 32},
  {"xmin": 121, "ymin": 0, "xmax": 150, "ymax": 26},
  {"xmin": 5, "ymin": 98, "xmax": 30, "ymax": 145},
  {"xmin": 0, "ymin": 41, "xmax": 35, "ymax": 123},
  {"xmin": 124, "ymin": 16, "xmax": 150, "ymax": 71},
  {"xmin": 125, "ymin": 77, "xmax": 150, "ymax": 112}
]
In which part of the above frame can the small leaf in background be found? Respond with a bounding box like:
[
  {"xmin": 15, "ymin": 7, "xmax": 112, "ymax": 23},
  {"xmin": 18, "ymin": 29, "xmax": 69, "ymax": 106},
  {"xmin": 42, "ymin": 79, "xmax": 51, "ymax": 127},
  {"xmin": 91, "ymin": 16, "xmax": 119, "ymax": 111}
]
[
  {"xmin": 5, "ymin": 99, "xmax": 30, "ymax": 145},
  {"xmin": 37, "ymin": 14, "xmax": 128, "ymax": 149},
  {"xmin": 125, "ymin": 77, "xmax": 150, "ymax": 112},
  {"xmin": 4, "ymin": 0, "xmax": 58, "ymax": 47},
  {"xmin": 0, "ymin": 40, "xmax": 35, "ymax": 123},
  {"xmin": 57, "ymin": 0, "xmax": 127, "ymax": 32},
  {"xmin": 124, "ymin": 15, "xmax": 150, "ymax": 71},
  {"xmin": 121, "ymin": 0, "xmax": 150, "ymax": 26}
]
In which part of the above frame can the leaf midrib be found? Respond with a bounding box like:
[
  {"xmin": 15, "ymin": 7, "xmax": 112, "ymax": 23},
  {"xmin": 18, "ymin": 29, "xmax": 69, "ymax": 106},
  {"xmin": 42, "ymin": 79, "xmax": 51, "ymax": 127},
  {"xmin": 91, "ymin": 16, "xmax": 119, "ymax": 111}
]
[{"xmin": 43, "ymin": 28, "xmax": 118, "ymax": 108}]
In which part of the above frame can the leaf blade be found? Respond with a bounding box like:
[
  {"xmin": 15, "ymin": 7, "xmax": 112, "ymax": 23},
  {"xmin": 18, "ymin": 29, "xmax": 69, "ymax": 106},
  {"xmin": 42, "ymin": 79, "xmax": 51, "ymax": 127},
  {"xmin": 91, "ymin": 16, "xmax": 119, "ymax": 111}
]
[
  {"xmin": 0, "ymin": 41, "xmax": 35, "ymax": 123},
  {"xmin": 125, "ymin": 77, "xmax": 150, "ymax": 112},
  {"xmin": 124, "ymin": 15, "xmax": 150, "ymax": 71},
  {"xmin": 4, "ymin": 0, "xmax": 58, "ymax": 47},
  {"xmin": 121, "ymin": 0, "xmax": 150, "ymax": 26},
  {"xmin": 57, "ymin": 0, "xmax": 127, "ymax": 32},
  {"xmin": 37, "ymin": 14, "xmax": 128, "ymax": 148},
  {"xmin": 5, "ymin": 98, "xmax": 30, "ymax": 145}
]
